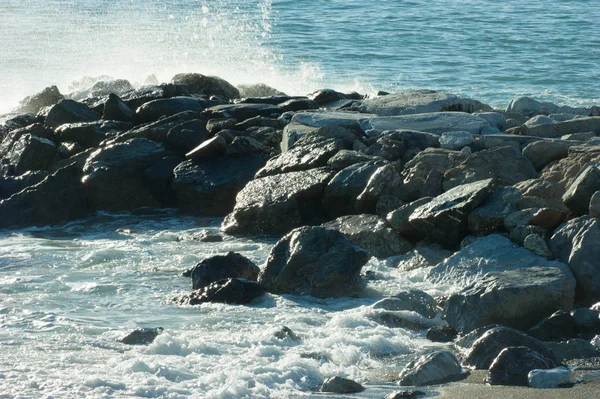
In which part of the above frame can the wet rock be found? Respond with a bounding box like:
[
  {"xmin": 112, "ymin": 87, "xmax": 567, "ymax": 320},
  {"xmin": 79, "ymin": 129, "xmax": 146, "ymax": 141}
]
[
  {"xmin": 355, "ymin": 164, "xmax": 405, "ymax": 214},
  {"xmin": 562, "ymin": 163, "xmax": 600, "ymax": 215},
  {"xmin": 373, "ymin": 290, "xmax": 439, "ymax": 318},
  {"xmin": 546, "ymin": 339, "xmax": 600, "ymax": 362},
  {"xmin": 225, "ymin": 136, "xmax": 270, "ymax": 157},
  {"xmin": 528, "ymin": 366, "xmax": 574, "ymax": 389},
  {"xmin": 189, "ymin": 252, "xmax": 260, "ymax": 290},
  {"xmin": 308, "ymin": 89, "xmax": 347, "ymax": 106},
  {"xmin": 222, "ymin": 167, "xmax": 335, "ymax": 235},
  {"xmin": 173, "ymin": 154, "xmax": 268, "ymax": 216},
  {"xmin": 204, "ymin": 103, "xmax": 283, "ymax": 120},
  {"xmin": 443, "ymin": 146, "xmax": 538, "ymax": 191},
  {"xmin": 274, "ymin": 326, "xmax": 300, "ymax": 341},
  {"xmin": 3, "ymin": 134, "xmax": 57, "ymax": 175},
  {"xmin": 165, "ymin": 119, "xmax": 210, "ymax": 154},
  {"xmin": 528, "ymin": 310, "xmax": 577, "ymax": 341},
  {"xmin": 426, "ymin": 326, "xmax": 458, "ymax": 343},
  {"xmin": 44, "ymin": 99, "xmax": 101, "ymax": 130},
  {"xmin": 0, "ymin": 171, "xmax": 48, "ymax": 199},
  {"xmin": 102, "ymin": 93, "xmax": 135, "ymax": 123},
  {"xmin": 278, "ymin": 98, "xmax": 319, "ymax": 112},
  {"xmin": 408, "ymin": 178, "xmax": 495, "ymax": 249},
  {"xmin": 369, "ymin": 311, "xmax": 430, "ymax": 331},
  {"xmin": 16, "ymin": 85, "xmax": 64, "ymax": 115},
  {"xmin": 321, "ymin": 376, "xmax": 364, "ymax": 394},
  {"xmin": 522, "ymin": 140, "xmax": 572, "ymax": 171},
  {"xmin": 386, "ymin": 198, "xmax": 432, "ymax": 238},
  {"xmin": 135, "ymin": 96, "xmax": 210, "ymax": 124},
  {"xmin": 54, "ymin": 120, "xmax": 131, "ymax": 148},
  {"xmin": 110, "ymin": 111, "xmax": 201, "ymax": 144},
  {"xmin": 176, "ymin": 278, "xmax": 265, "ymax": 305},
  {"xmin": 88, "ymin": 79, "xmax": 134, "ymax": 98},
  {"xmin": 185, "ymin": 135, "xmax": 227, "ymax": 160},
  {"xmin": 467, "ymin": 187, "xmax": 522, "ymax": 235},
  {"xmin": 172, "ymin": 73, "xmax": 240, "ymax": 99},
  {"xmin": 386, "ymin": 390, "xmax": 427, "ymax": 399},
  {"xmin": 118, "ymin": 327, "xmax": 164, "ymax": 345},
  {"xmin": 392, "ymin": 243, "xmax": 452, "ymax": 272},
  {"xmin": 234, "ymin": 116, "xmax": 282, "ymax": 130},
  {"xmin": 259, "ymin": 226, "xmax": 369, "ymax": 298},
  {"xmin": 322, "ymin": 214, "xmax": 412, "ymax": 258},
  {"xmin": 550, "ymin": 216, "xmax": 600, "ymax": 303},
  {"xmin": 2, "ymin": 114, "xmax": 37, "ymax": 132},
  {"xmin": 464, "ymin": 326, "xmax": 557, "ymax": 369},
  {"xmin": 398, "ymin": 350, "xmax": 465, "ymax": 386},
  {"xmin": 81, "ymin": 138, "xmax": 166, "ymax": 211},
  {"xmin": 179, "ymin": 230, "xmax": 223, "ymax": 243},
  {"xmin": 237, "ymin": 83, "xmax": 285, "ymax": 98},
  {"xmin": 486, "ymin": 346, "xmax": 556, "ymax": 386},
  {"xmin": 0, "ymin": 164, "xmax": 88, "ymax": 228},
  {"xmin": 57, "ymin": 141, "xmax": 83, "ymax": 159},
  {"xmin": 590, "ymin": 191, "xmax": 600, "ymax": 217}
]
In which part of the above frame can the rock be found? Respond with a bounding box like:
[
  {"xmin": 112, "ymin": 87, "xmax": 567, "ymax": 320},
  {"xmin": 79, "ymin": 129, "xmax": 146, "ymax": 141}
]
[
  {"xmin": 322, "ymin": 161, "xmax": 385, "ymax": 219},
  {"xmin": 81, "ymin": 138, "xmax": 166, "ymax": 211},
  {"xmin": 185, "ymin": 135, "xmax": 227, "ymax": 160},
  {"xmin": 522, "ymin": 140, "xmax": 572, "ymax": 171},
  {"xmin": 165, "ymin": 119, "xmax": 210, "ymax": 154},
  {"xmin": 109, "ymin": 110, "xmax": 201, "ymax": 144},
  {"xmin": 523, "ymin": 234, "xmax": 553, "ymax": 258},
  {"xmin": 562, "ymin": 163, "xmax": 600, "ymax": 215},
  {"xmin": 278, "ymin": 98, "xmax": 319, "ymax": 112},
  {"xmin": 204, "ymin": 103, "xmax": 283, "ymax": 121},
  {"xmin": 44, "ymin": 99, "xmax": 101, "ymax": 130},
  {"xmin": 365, "ymin": 136, "xmax": 405, "ymax": 161},
  {"xmin": 550, "ymin": 216, "xmax": 600, "ymax": 303},
  {"xmin": 57, "ymin": 141, "xmax": 84, "ymax": 159},
  {"xmin": 89, "ymin": 79, "xmax": 134, "ymax": 97},
  {"xmin": 320, "ymin": 376, "xmax": 364, "ymax": 394},
  {"xmin": 308, "ymin": 89, "xmax": 347, "ymax": 106},
  {"xmin": 322, "ymin": 214, "xmax": 412, "ymax": 258},
  {"xmin": 590, "ymin": 191, "xmax": 600, "ymax": 217},
  {"xmin": 513, "ymin": 178, "xmax": 569, "ymax": 212},
  {"xmin": 189, "ymin": 252, "xmax": 260, "ymax": 290},
  {"xmin": 3, "ymin": 134, "xmax": 56, "ymax": 175},
  {"xmin": 176, "ymin": 278, "xmax": 265, "ymax": 305},
  {"xmin": 354, "ymin": 90, "xmax": 492, "ymax": 116},
  {"xmin": 54, "ymin": 120, "xmax": 131, "ymax": 148},
  {"xmin": 173, "ymin": 154, "xmax": 268, "ymax": 217},
  {"xmin": 426, "ymin": 326, "xmax": 458, "ymax": 343},
  {"xmin": 443, "ymin": 146, "xmax": 538, "ymax": 191},
  {"xmin": 373, "ymin": 290, "xmax": 438, "ymax": 318},
  {"xmin": 387, "ymin": 197, "xmax": 432, "ymax": 238},
  {"xmin": 398, "ymin": 350, "xmax": 465, "ymax": 386},
  {"xmin": 379, "ymin": 130, "xmax": 441, "ymax": 155},
  {"xmin": 528, "ymin": 310, "xmax": 577, "ymax": 341},
  {"xmin": 571, "ymin": 308, "xmax": 600, "ymax": 337},
  {"xmin": 504, "ymin": 208, "xmax": 567, "ymax": 231},
  {"xmin": 545, "ymin": 339, "xmax": 600, "ymax": 361},
  {"xmin": 16, "ymin": 85, "xmax": 64, "ymax": 115},
  {"xmin": 171, "ymin": 73, "xmax": 240, "ymax": 99},
  {"xmin": 327, "ymin": 150, "xmax": 384, "ymax": 170},
  {"xmin": 439, "ymin": 131, "xmax": 474, "ymax": 150},
  {"xmin": 259, "ymin": 226, "xmax": 369, "ymax": 297},
  {"xmin": 225, "ymin": 136, "xmax": 270, "ymax": 157},
  {"xmin": 392, "ymin": 243, "xmax": 452, "ymax": 271},
  {"xmin": 143, "ymin": 156, "xmax": 181, "ymax": 205},
  {"xmin": 563, "ymin": 132, "xmax": 596, "ymax": 141},
  {"xmin": 476, "ymin": 112, "xmax": 506, "ymax": 130},
  {"xmin": 507, "ymin": 96, "xmax": 553, "ymax": 116},
  {"xmin": 408, "ymin": 178, "xmax": 495, "ymax": 249},
  {"xmin": 362, "ymin": 112, "xmax": 490, "ymax": 136},
  {"xmin": 237, "ymin": 84, "xmax": 286, "ymax": 98},
  {"xmin": 525, "ymin": 115, "xmax": 556, "ymax": 127},
  {"xmin": 0, "ymin": 171, "xmax": 48, "ymax": 199},
  {"xmin": 467, "ymin": 187, "xmax": 522, "ymax": 235},
  {"xmin": 486, "ymin": 346, "xmax": 556, "ymax": 386},
  {"xmin": 0, "ymin": 164, "xmax": 88, "ymax": 228},
  {"xmin": 508, "ymin": 117, "xmax": 600, "ymax": 138},
  {"xmin": 118, "ymin": 327, "xmax": 164, "ymax": 345},
  {"xmin": 528, "ymin": 367, "xmax": 574, "ymax": 389},
  {"xmin": 540, "ymin": 145, "xmax": 600, "ymax": 193},
  {"xmin": 273, "ymin": 326, "xmax": 300, "ymax": 341},
  {"xmin": 135, "ymin": 97, "xmax": 210, "ymax": 124},
  {"xmin": 102, "ymin": 93, "xmax": 135, "ymax": 123},
  {"xmin": 386, "ymin": 390, "xmax": 427, "ymax": 399},
  {"xmin": 222, "ymin": 168, "xmax": 335, "ymax": 235},
  {"xmin": 464, "ymin": 327, "xmax": 557, "ymax": 369},
  {"xmin": 179, "ymin": 230, "xmax": 223, "ymax": 243},
  {"xmin": 235, "ymin": 116, "xmax": 282, "ymax": 130},
  {"xmin": 355, "ymin": 164, "xmax": 404, "ymax": 214}
]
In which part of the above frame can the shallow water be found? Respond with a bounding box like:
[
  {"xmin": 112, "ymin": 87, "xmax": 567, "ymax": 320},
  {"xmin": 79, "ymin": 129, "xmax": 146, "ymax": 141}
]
[{"xmin": 1, "ymin": 0, "xmax": 599, "ymax": 113}]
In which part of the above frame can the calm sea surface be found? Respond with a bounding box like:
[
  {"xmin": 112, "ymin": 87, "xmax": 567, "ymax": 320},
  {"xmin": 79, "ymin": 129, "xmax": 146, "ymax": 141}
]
[{"xmin": 0, "ymin": 1, "xmax": 599, "ymax": 397}]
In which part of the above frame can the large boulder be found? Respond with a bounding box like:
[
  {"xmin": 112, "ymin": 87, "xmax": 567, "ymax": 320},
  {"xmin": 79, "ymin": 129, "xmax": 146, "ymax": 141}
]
[
  {"xmin": 102, "ymin": 93, "xmax": 135, "ymax": 123},
  {"xmin": 562, "ymin": 163, "xmax": 600, "ymax": 215},
  {"xmin": 54, "ymin": 121, "xmax": 132, "ymax": 148},
  {"xmin": 443, "ymin": 146, "xmax": 538, "ymax": 191},
  {"xmin": 386, "ymin": 197, "xmax": 433, "ymax": 238},
  {"xmin": 0, "ymin": 164, "xmax": 88, "ymax": 228},
  {"xmin": 259, "ymin": 226, "xmax": 370, "ymax": 297},
  {"xmin": 171, "ymin": 73, "xmax": 240, "ymax": 99},
  {"xmin": 513, "ymin": 178, "xmax": 568, "ymax": 212},
  {"xmin": 0, "ymin": 171, "xmax": 48, "ymax": 199},
  {"xmin": 322, "ymin": 214, "xmax": 413, "ymax": 258},
  {"xmin": 188, "ymin": 252, "xmax": 260, "ymax": 290},
  {"xmin": 16, "ymin": 85, "xmax": 64, "ymax": 115},
  {"xmin": 428, "ymin": 234, "xmax": 575, "ymax": 332},
  {"xmin": 135, "ymin": 97, "xmax": 210, "ymax": 124},
  {"xmin": 507, "ymin": 117, "xmax": 600, "ymax": 138},
  {"xmin": 82, "ymin": 138, "xmax": 166, "ymax": 211},
  {"xmin": 175, "ymin": 278, "xmax": 265, "ymax": 305},
  {"xmin": 165, "ymin": 119, "xmax": 210, "ymax": 154},
  {"xmin": 321, "ymin": 377, "xmax": 364, "ymax": 394},
  {"xmin": 486, "ymin": 346, "xmax": 556, "ymax": 386},
  {"xmin": 550, "ymin": 216, "xmax": 600, "ymax": 303},
  {"xmin": 108, "ymin": 111, "xmax": 200, "ymax": 144},
  {"xmin": 361, "ymin": 112, "xmax": 491, "ymax": 136},
  {"xmin": 373, "ymin": 290, "xmax": 439, "ymax": 319},
  {"xmin": 408, "ymin": 178, "xmax": 495, "ymax": 249},
  {"xmin": 222, "ymin": 167, "xmax": 336, "ymax": 235},
  {"xmin": 398, "ymin": 351, "xmax": 464, "ymax": 386},
  {"xmin": 172, "ymin": 154, "xmax": 269, "ymax": 216},
  {"xmin": 540, "ymin": 145, "xmax": 600, "ymax": 193},
  {"xmin": 522, "ymin": 140, "xmax": 573, "ymax": 171},
  {"xmin": 467, "ymin": 187, "xmax": 522, "ymax": 235},
  {"xmin": 44, "ymin": 99, "xmax": 101, "ymax": 130},
  {"xmin": 203, "ymin": 103, "xmax": 283, "ymax": 121},
  {"xmin": 3, "ymin": 134, "xmax": 57, "ymax": 175}
]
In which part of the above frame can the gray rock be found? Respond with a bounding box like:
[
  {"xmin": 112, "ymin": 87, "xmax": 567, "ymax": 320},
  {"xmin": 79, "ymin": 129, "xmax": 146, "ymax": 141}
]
[
  {"xmin": 321, "ymin": 376, "xmax": 364, "ymax": 394},
  {"xmin": 259, "ymin": 226, "xmax": 369, "ymax": 297},
  {"xmin": 408, "ymin": 178, "xmax": 495, "ymax": 249},
  {"xmin": 4, "ymin": 134, "xmax": 56, "ymax": 175},
  {"xmin": 171, "ymin": 73, "xmax": 240, "ymax": 99},
  {"xmin": 204, "ymin": 103, "xmax": 283, "ymax": 121},
  {"xmin": 550, "ymin": 216, "xmax": 600, "ymax": 302},
  {"xmin": 378, "ymin": 130, "xmax": 441, "ymax": 154},
  {"xmin": 476, "ymin": 112, "xmax": 506, "ymax": 131},
  {"xmin": 590, "ymin": 191, "xmax": 600, "ymax": 218},
  {"xmin": 327, "ymin": 150, "xmax": 384, "ymax": 170},
  {"xmin": 222, "ymin": 168, "xmax": 335, "ymax": 235},
  {"xmin": 524, "ymin": 234, "xmax": 553, "ymax": 259},
  {"xmin": 486, "ymin": 346, "xmax": 556, "ymax": 386},
  {"xmin": 562, "ymin": 163, "xmax": 600, "ymax": 215},
  {"xmin": 387, "ymin": 197, "xmax": 433, "ymax": 237},
  {"xmin": 540, "ymin": 145, "xmax": 600, "ymax": 193},
  {"xmin": 308, "ymin": 89, "xmax": 347, "ymax": 106},
  {"xmin": 135, "ymin": 96, "xmax": 209, "ymax": 124},
  {"xmin": 513, "ymin": 178, "xmax": 568, "ymax": 212},
  {"xmin": 278, "ymin": 98, "xmax": 319, "ymax": 112},
  {"xmin": 165, "ymin": 119, "xmax": 210, "ymax": 154},
  {"xmin": 528, "ymin": 367, "xmax": 574, "ymax": 389},
  {"xmin": 188, "ymin": 252, "xmax": 260, "ymax": 290},
  {"xmin": 426, "ymin": 326, "xmax": 458, "ymax": 343},
  {"xmin": 362, "ymin": 112, "xmax": 490, "ymax": 136},
  {"xmin": 110, "ymin": 111, "xmax": 201, "ymax": 144},
  {"xmin": 562, "ymin": 132, "xmax": 596, "ymax": 141},
  {"xmin": 373, "ymin": 290, "xmax": 438, "ymax": 318},
  {"xmin": 528, "ymin": 310, "xmax": 577, "ymax": 341},
  {"xmin": 545, "ymin": 339, "xmax": 600, "ymax": 361},
  {"xmin": 44, "ymin": 99, "xmax": 101, "ymax": 130},
  {"xmin": 102, "ymin": 93, "xmax": 135, "ymax": 123},
  {"xmin": 237, "ymin": 83, "xmax": 285, "ymax": 98},
  {"xmin": 175, "ymin": 278, "xmax": 265, "ymax": 305},
  {"xmin": 185, "ymin": 135, "xmax": 227, "ymax": 160},
  {"xmin": 0, "ymin": 171, "xmax": 48, "ymax": 199},
  {"xmin": 355, "ymin": 164, "xmax": 404, "ymax": 214},
  {"xmin": 54, "ymin": 120, "xmax": 132, "ymax": 148},
  {"xmin": 57, "ymin": 142, "xmax": 84, "ymax": 159},
  {"xmin": 398, "ymin": 351, "xmax": 464, "ymax": 386},
  {"xmin": 16, "ymin": 85, "xmax": 64, "ymax": 115},
  {"xmin": 509, "ymin": 225, "xmax": 550, "ymax": 246},
  {"xmin": 173, "ymin": 155, "xmax": 268, "ymax": 216},
  {"xmin": 525, "ymin": 115, "xmax": 555, "ymax": 127},
  {"xmin": 365, "ymin": 136, "xmax": 405, "ymax": 161},
  {"xmin": 118, "ymin": 327, "xmax": 164, "ymax": 345},
  {"xmin": 504, "ymin": 208, "xmax": 567, "ymax": 231},
  {"xmin": 439, "ymin": 131, "xmax": 474, "ymax": 150},
  {"xmin": 508, "ymin": 117, "xmax": 600, "ymax": 138},
  {"xmin": 522, "ymin": 140, "xmax": 572, "ymax": 171},
  {"xmin": 467, "ymin": 187, "xmax": 522, "ymax": 235},
  {"xmin": 225, "ymin": 136, "xmax": 270, "ymax": 157},
  {"xmin": 464, "ymin": 326, "xmax": 557, "ymax": 369},
  {"xmin": 392, "ymin": 243, "xmax": 452, "ymax": 271},
  {"xmin": 443, "ymin": 146, "xmax": 538, "ymax": 191}
]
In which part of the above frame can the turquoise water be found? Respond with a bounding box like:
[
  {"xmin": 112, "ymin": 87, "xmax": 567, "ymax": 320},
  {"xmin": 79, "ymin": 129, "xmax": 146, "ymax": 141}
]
[{"xmin": 0, "ymin": 0, "xmax": 598, "ymax": 113}]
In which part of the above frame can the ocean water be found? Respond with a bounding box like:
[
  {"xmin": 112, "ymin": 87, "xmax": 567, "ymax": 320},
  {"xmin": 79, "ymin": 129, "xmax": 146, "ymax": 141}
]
[{"xmin": 1, "ymin": 0, "xmax": 599, "ymax": 114}]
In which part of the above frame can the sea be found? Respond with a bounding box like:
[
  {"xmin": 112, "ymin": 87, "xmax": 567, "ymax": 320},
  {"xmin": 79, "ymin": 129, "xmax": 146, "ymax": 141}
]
[{"xmin": 0, "ymin": 1, "xmax": 599, "ymax": 398}]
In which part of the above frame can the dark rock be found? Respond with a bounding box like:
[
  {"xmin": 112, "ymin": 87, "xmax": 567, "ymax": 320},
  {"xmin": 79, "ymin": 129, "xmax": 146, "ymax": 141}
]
[
  {"xmin": 3, "ymin": 114, "xmax": 37, "ymax": 132},
  {"xmin": 173, "ymin": 154, "xmax": 269, "ymax": 216},
  {"xmin": 89, "ymin": 79, "xmax": 134, "ymax": 97},
  {"xmin": 237, "ymin": 83, "xmax": 286, "ymax": 98},
  {"xmin": 545, "ymin": 339, "xmax": 600, "ymax": 361},
  {"xmin": 373, "ymin": 290, "xmax": 438, "ymax": 318},
  {"xmin": 562, "ymin": 163, "xmax": 600, "ymax": 215},
  {"xmin": 369, "ymin": 311, "xmax": 429, "ymax": 330},
  {"xmin": 468, "ymin": 187, "xmax": 522, "ymax": 235},
  {"xmin": 178, "ymin": 230, "xmax": 223, "ymax": 243},
  {"xmin": 393, "ymin": 243, "xmax": 452, "ymax": 272},
  {"xmin": 323, "ymin": 214, "xmax": 412, "ymax": 258},
  {"xmin": 386, "ymin": 390, "xmax": 427, "ymax": 399},
  {"xmin": 365, "ymin": 136, "xmax": 405, "ymax": 161},
  {"xmin": 102, "ymin": 93, "xmax": 135, "ymax": 123},
  {"xmin": 426, "ymin": 326, "xmax": 458, "ymax": 343},
  {"xmin": 57, "ymin": 142, "xmax": 84, "ymax": 159},
  {"xmin": 308, "ymin": 89, "xmax": 347, "ymax": 106},
  {"xmin": 225, "ymin": 136, "xmax": 270, "ymax": 157},
  {"xmin": 175, "ymin": 278, "xmax": 265, "ymax": 305},
  {"xmin": 408, "ymin": 178, "xmax": 495, "ymax": 249},
  {"xmin": 259, "ymin": 226, "xmax": 369, "ymax": 297},
  {"xmin": 82, "ymin": 138, "xmax": 166, "ymax": 211},
  {"xmin": 120, "ymin": 83, "xmax": 190, "ymax": 110},
  {"xmin": 0, "ymin": 164, "xmax": 88, "ymax": 228},
  {"xmin": 189, "ymin": 252, "xmax": 260, "ymax": 290},
  {"xmin": 522, "ymin": 140, "xmax": 572, "ymax": 171},
  {"xmin": 320, "ymin": 376, "xmax": 364, "ymax": 394},
  {"xmin": 464, "ymin": 327, "xmax": 558, "ymax": 369},
  {"xmin": 486, "ymin": 346, "xmax": 556, "ymax": 386},
  {"xmin": 386, "ymin": 197, "xmax": 432, "ymax": 238},
  {"xmin": 206, "ymin": 118, "xmax": 238, "ymax": 134},
  {"xmin": 327, "ymin": 150, "xmax": 384, "ymax": 171},
  {"xmin": 355, "ymin": 164, "xmax": 405, "ymax": 214},
  {"xmin": 278, "ymin": 98, "xmax": 319, "ymax": 112},
  {"xmin": 118, "ymin": 327, "xmax": 164, "ymax": 345},
  {"xmin": 509, "ymin": 224, "xmax": 550, "ymax": 246},
  {"xmin": 135, "ymin": 97, "xmax": 210, "ymax": 124},
  {"xmin": 183, "ymin": 135, "xmax": 226, "ymax": 160},
  {"xmin": 528, "ymin": 310, "xmax": 578, "ymax": 341},
  {"xmin": 247, "ymin": 127, "xmax": 282, "ymax": 149},
  {"xmin": 16, "ymin": 85, "xmax": 64, "ymax": 115},
  {"xmin": 4, "ymin": 134, "xmax": 57, "ymax": 175},
  {"xmin": 44, "ymin": 99, "xmax": 101, "ymax": 130},
  {"xmin": 398, "ymin": 350, "xmax": 465, "ymax": 386},
  {"xmin": 234, "ymin": 116, "xmax": 282, "ymax": 130},
  {"xmin": 571, "ymin": 308, "xmax": 600, "ymax": 337},
  {"xmin": 109, "ymin": 111, "xmax": 200, "ymax": 144},
  {"xmin": 171, "ymin": 73, "xmax": 240, "ymax": 99},
  {"xmin": 54, "ymin": 120, "xmax": 131, "ymax": 148},
  {"xmin": 274, "ymin": 326, "xmax": 300, "ymax": 341},
  {"xmin": 0, "ymin": 171, "xmax": 48, "ymax": 199},
  {"xmin": 222, "ymin": 167, "xmax": 335, "ymax": 235},
  {"xmin": 143, "ymin": 156, "xmax": 182, "ymax": 206},
  {"xmin": 165, "ymin": 119, "xmax": 210, "ymax": 154},
  {"xmin": 504, "ymin": 207, "xmax": 567, "ymax": 231},
  {"xmin": 203, "ymin": 103, "xmax": 283, "ymax": 120},
  {"xmin": 455, "ymin": 325, "xmax": 502, "ymax": 349}
]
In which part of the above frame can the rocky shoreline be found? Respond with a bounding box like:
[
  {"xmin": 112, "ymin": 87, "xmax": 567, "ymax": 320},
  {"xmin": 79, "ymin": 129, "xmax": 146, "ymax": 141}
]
[{"xmin": 2, "ymin": 73, "xmax": 600, "ymax": 394}]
